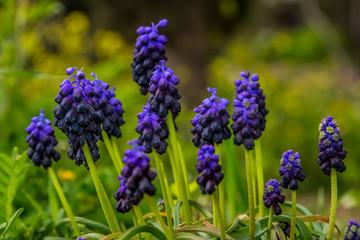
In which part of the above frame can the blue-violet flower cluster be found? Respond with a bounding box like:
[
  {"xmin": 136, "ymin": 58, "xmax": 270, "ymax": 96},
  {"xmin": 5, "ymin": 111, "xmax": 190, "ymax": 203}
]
[
  {"xmin": 135, "ymin": 104, "xmax": 169, "ymax": 154},
  {"xmin": 263, "ymin": 179, "xmax": 285, "ymax": 215},
  {"xmin": 279, "ymin": 150, "xmax": 305, "ymax": 190},
  {"xmin": 131, "ymin": 19, "xmax": 168, "ymax": 95},
  {"xmin": 195, "ymin": 145, "xmax": 224, "ymax": 194},
  {"xmin": 317, "ymin": 116, "xmax": 347, "ymax": 175},
  {"xmin": 345, "ymin": 220, "xmax": 360, "ymax": 240},
  {"xmin": 191, "ymin": 88, "xmax": 231, "ymax": 148},
  {"xmin": 25, "ymin": 109, "xmax": 61, "ymax": 169},
  {"xmin": 231, "ymin": 71, "xmax": 268, "ymax": 150},
  {"xmin": 148, "ymin": 60, "xmax": 181, "ymax": 119}
]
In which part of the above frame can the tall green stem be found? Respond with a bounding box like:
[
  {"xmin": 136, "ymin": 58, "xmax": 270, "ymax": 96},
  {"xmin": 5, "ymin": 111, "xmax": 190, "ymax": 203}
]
[
  {"xmin": 212, "ymin": 190, "xmax": 226, "ymax": 240},
  {"xmin": 166, "ymin": 114, "xmax": 192, "ymax": 226},
  {"xmin": 111, "ymin": 137, "xmax": 124, "ymax": 169},
  {"xmin": 133, "ymin": 206, "xmax": 152, "ymax": 240},
  {"xmin": 290, "ymin": 190, "xmax": 297, "ymax": 240},
  {"xmin": 326, "ymin": 170, "xmax": 337, "ymax": 240},
  {"xmin": 48, "ymin": 167, "xmax": 80, "ymax": 237},
  {"xmin": 177, "ymin": 142, "xmax": 190, "ymax": 198},
  {"xmin": 102, "ymin": 132, "xmax": 121, "ymax": 174},
  {"xmin": 215, "ymin": 144, "xmax": 226, "ymax": 223},
  {"xmin": 212, "ymin": 196, "xmax": 218, "ymax": 227},
  {"xmin": 250, "ymin": 150, "xmax": 257, "ymax": 208},
  {"xmin": 245, "ymin": 149, "xmax": 255, "ymax": 240},
  {"xmin": 160, "ymin": 161, "xmax": 174, "ymax": 209},
  {"xmin": 83, "ymin": 143, "xmax": 120, "ymax": 233},
  {"xmin": 255, "ymin": 140, "xmax": 265, "ymax": 217},
  {"xmin": 266, "ymin": 206, "xmax": 274, "ymax": 240},
  {"xmin": 153, "ymin": 152, "xmax": 174, "ymax": 234}
]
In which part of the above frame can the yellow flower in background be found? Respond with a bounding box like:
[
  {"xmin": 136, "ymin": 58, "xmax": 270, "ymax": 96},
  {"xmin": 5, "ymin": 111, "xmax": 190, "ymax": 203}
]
[{"xmin": 57, "ymin": 169, "xmax": 76, "ymax": 181}]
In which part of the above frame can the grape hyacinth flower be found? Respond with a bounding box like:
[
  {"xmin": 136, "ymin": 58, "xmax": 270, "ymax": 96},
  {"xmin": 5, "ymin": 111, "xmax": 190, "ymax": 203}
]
[
  {"xmin": 25, "ymin": 109, "xmax": 61, "ymax": 169},
  {"xmin": 191, "ymin": 88, "xmax": 231, "ymax": 148},
  {"xmin": 276, "ymin": 222, "xmax": 291, "ymax": 239},
  {"xmin": 148, "ymin": 60, "xmax": 181, "ymax": 119},
  {"xmin": 317, "ymin": 116, "xmax": 347, "ymax": 175},
  {"xmin": 131, "ymin": 19, "xmax": 168, "ymax": 95},
  {"xmin": 91, "ymin": 72, "xmax": 125, "ymax": 139},
  {"xmin": 195, "ymin": 145, "xmax": 224, "ymax": 195},
  {"xmin": 345, "ymin": 220, "xmax": 360, "ymax": 240},
  {"xmin": 53, "ymin": 67, "xmax": 101, "ymax": 169},
  {"xmin": 279, "ymin": 150, "xmax": 305, "ymax": 190},
  {"xmin": 114, "ymin": 140, "xmax": 157, "ymax": 213},
  {"xmin": 263, "ymin": 179, "xmax": 285, "ymax": 215},
  {"xmin": 135, "ymin": 104, "xmax": 169, "ymax": 154}
]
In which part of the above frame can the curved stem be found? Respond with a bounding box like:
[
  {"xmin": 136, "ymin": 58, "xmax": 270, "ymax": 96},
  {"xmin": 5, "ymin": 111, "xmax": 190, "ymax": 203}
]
[
  {"xmin": 133, "ymin": 206, "xmax": 152, "ymax": 240},
  {"xmin": 255, "ymin": 140, "xmax": 265, "ymax": 217},
  {"xmin": 266, "ymin": 206, "xmax": 274, "ymax": 240},
  {"xmin": 212, "ymin": 190, "xmax": 226, "ymax": 240},
  {"xmin": 48, "ymin": 167, "xmax": 80, "ymax": 237},
  {"xmin": 215, "ymin": 144, "xmax": 226, "ymax": 224},
  {"xmin": 326, "ymin": 170, "xmax": 337, "ymax": 240},
  {"xmin": 290, "ymin": 190, "xmax": 297, "ymax": 240},
  {"xmin": 245, "ymin": 149, "xmax": 255, "ymax": 240}
]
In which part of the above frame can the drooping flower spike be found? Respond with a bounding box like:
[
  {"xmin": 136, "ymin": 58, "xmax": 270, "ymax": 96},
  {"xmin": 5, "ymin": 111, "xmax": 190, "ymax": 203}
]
[
  {"xmin": 195, "ymin": 144, "xmax": 224, "ymax": 195},
  {"xmin": 114, "ymin": 140, "xmax": 157, "ymax": 213},
  {"xmin": 191, "ymin": 88, "xmax": 231, "ymax": 148},
  {"xmin": 148, "ymin": 60, "xmax": 181, "ymax": 119},
  {"xmin": 135, "ymin": 104, "xmax": 169, "ymax": 154},
  {"xmin": 131, "ymin": 19, "xmax": 168, "ymax": 95},
  {"xmin": 317, "ymin": 116, "xmax": 347, "ymax": 175},
  {"xmin": 279, "ymin": 150, "xmax": 305, "ymax": 190},
  {"xmin": 53, "ymin": 67, "xmax": 101, "ymax": 169},
  {"xmin": 345, "ymin": 220, "xmax": 360, "ymax": 240},
  {"xmin": 25, "ymin": 109, "xmax": 61, "ymax": 169},
  {"xmin": 263, "ymin": 179, "xmax": 285, "ymax": 215},
  {"xmin": 90, "ymin": 72, "xmax": 125, "ymax": 139}
]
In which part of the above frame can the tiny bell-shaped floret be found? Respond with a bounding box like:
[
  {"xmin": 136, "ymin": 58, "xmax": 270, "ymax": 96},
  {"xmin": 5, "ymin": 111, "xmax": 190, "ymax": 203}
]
[
  {"xmin": 317, "ymin": 116, "xmax": 347, "ymax": 175},
  {"xmin": 195, "ymin": 144, "xmax": 224, "ymax": 195},
  {"xmin": 191, "ymin": 88, "xmax": 231, "ymax": 148},
  {"xmin": 279, "ymin": 150, "xmax": 305, "ymax": 190},
  {"xmin": 25, "ymin": 109, "xmax": 61, "ymax": 169},
  {"xmin": 263, "ymin": 179, "xmax": 285, "ymax": 215},
  {"xmin": 114, "ymin": 176, "xmax": 132, "ymax": 214},
  {"xmin": 345, "ymin": 220, "xmax": 360, "ymax": 240}
]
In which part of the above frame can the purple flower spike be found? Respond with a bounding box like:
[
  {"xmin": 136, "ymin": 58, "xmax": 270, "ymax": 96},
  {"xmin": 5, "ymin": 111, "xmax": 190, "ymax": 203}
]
[
  {"xmin": 136, "ymin": 104, "xmax": 169, "ymax": 154},
  {"xmin": 148, "ymin": 60, "xmax": 181, "ymax": 119},
  {"xmin": 196, "ymin": 145, "xmax": 224, "ymax": 195},
  {"xmin": 131, "ymin": 19, "xmax": 168, "ymax": 95},
  {"xmin": 190, "ymin": 88, "xmax": 231, "ymax": 148},
  {"xmin": 345, "ymin": 220, "xmax": 360, "ymax": 240},
  {"xmin": 114, "ymin": 141, "xmax": 157, "ymax": 213},
  {"xmin": 25, "ymin": 109, "xmax": 61, "ymax": 169},
  {"xmin": 317, "ymin": 116, "xmax": 347, "ymax": 175},
  {"xmin": 231, "ymin": 71, "xmax": 269, "ymax": 150},
  {"xmin": 279, "ymin": 150, "xmax": 305, "ymax": 190},
  {"xmin": 53, "ymin": 67, "xmax": 101, "ymax": 169},
  {"xmin": 91, "ymin": 73, "xmax": 125, "ymax": 139},
  {"xmin": 263, "ymin": 179, "xmax": 285, "ymax": 215}
]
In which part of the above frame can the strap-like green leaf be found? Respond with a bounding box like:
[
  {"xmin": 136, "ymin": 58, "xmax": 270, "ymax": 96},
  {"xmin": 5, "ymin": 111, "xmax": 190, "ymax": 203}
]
[
  {"xmin": 56, "ymin": 216, "xmax": 111, "ymax": 234},
  {"xmin": 0, "ymin": 207, "xmax": 24, "ymax": 239}
]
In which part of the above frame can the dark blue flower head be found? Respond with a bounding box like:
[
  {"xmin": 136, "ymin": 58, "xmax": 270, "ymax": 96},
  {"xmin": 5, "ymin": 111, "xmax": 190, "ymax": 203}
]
[
  {"xmin": 148, "ymin": 60, "xmax": 181, "ymax": 119},
  {"xmin": 25, "ymin": 109, "xmax": 61, "ymax": 169},
  {"xmin": 114, "ymin": 175, "xmax": 132, "ymax": 214},
  {"xmin": 191, "ymin": 88, "xmax": 231, "ymax": 148},
  {"xmin": 53, "ymin": 67, "xmax": 101, "ymax": 169},
  {"xmin": 263, "ymin": 179, "xmax": 285, "ymax": 215},
  {"xmin": 135, "ymin": 104, "xmax": 169, "ymax": 154},
  {"xmin": 231, "ymin": 71, "xmax": 268, "ymax": 150},
  {"xmin": 131, "ymin": 19, "xmax": 168, "ymax": 95},
  {"xmin": 116, "ymin": 140, "xmax": 157, "ymax": 209},
  {"xmin": 195, "ymin": 145, "xmax": 224, "ymax": 195},
  {"xmin": 90, "ymin": 72, "xmax": 125, "ymax": 139},
  {"xmin": 279, "ymin": 150, "xmax": 305, "ymax": 190},
  {"xmin": 345, "ymin": 220, "xmax": 360, "ymax": 240},
  {"xmin": 317, "ymin": 116, "xmax": 347, "ymax": 175}
]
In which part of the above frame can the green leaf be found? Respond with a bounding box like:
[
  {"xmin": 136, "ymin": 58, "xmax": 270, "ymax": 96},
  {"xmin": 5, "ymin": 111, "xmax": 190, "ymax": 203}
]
[
  {"xmin": 229, "ymin": 221, "xmax": 266, "ymax": 240},
  {"xmin": 56, "ymin": 217, "xmax": 111, "ymax": 234},
  {"xmin": 174, "ymin": 232, "xmax": 205, "ymax": 239},
  {"xmin": 188, "ymin": 199, "xmax": 212, "ymax": 218},
  {"xmin": 102, "ymin": 225, "xmax": 167, "ymax": 240},
  {"xmin": 43, "ymin": 237, "xmax": 71, "ymax": 240},
  {"xmin": 0, "ymin": 207, "xmax": 24, "ymax": 239},
  {"xmin": 178, "ymin": 226, "xmax": 235, "ymax": 240},
  {"xmin": 22, "ymin": 189, "xmax": 47, "ymax": 221},
  {"xmin": 173, "ymin": 200, "xmax": 182, "ymax": 228},
  {"xmin": 79, "ymin": 233, "xmax": 105, "ymax": 240}
]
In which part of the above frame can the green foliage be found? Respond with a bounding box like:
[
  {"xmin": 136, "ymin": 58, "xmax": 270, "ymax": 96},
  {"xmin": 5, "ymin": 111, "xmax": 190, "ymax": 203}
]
[{"xmin": 0, "ymin": 208, "xmax": 24, "ymax": 239}]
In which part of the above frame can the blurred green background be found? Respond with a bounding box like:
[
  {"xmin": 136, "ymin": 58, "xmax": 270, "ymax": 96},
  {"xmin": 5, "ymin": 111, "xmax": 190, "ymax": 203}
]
[{"xmin": 1, "ymin": 0, "xmax": 360, "ymax": 234}]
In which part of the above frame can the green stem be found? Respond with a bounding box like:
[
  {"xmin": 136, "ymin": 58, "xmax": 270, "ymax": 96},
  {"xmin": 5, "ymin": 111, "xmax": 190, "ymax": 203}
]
[
  {"xmin": 153, "ymin": 152, "xmax": 174, "ymax": 234},
  {"xmin": 111, "ymin": 137, "xmax": 124, "ymax": 169},
  {"xmin": 250, "ymin": 150, "xmax": 257, "ymax": 210},
  {"xmin": 266, "ymin": 206, "xmax": 274, "ymax": 240},
  {"xmin": 245, "ymin": 149, "xmax": 255, "ymax": 240},
  {"xmin": 255, "ymin": 140, "xmax": 264, "ymax": 217},
  {"xmin": 212, "ymin": 195, "xmax": 218, "ymax": 227},
  {"xmin": 144, "ymin": 194, "xmax": 173, "ymax": 240},
  {"xmin": 102, "ymin": 131, "xmax": 121, "ymax": 174},
  {"xmin": 48, "ymin": 167, "xmax": 80, "ymax": 237},
  {"xmin": 166, "ymin": 114, "xmax": 192, "ymax": 226},
  {"xmin": 133, "ymin": 206, "xmax": 152, "ymax": 240},
  {"xmin": 215, "ymin": 144, "xmax": 226, "ymax": 224},
  {"xmin": 177, "ymin": 142, "xmax": 190, "ymax": 198},
  {"xmin": 326, "ymin": 170, "xmax": 337, "ymax": 240},
  {"xmin": 160, "ymin": 161, "xmax": 174, "ymax": 209},
  {"xmin": 212, "ymin": 190, "xmax": 226, "ymax": 240},
  {"xmin": 290, "ymin": 190, "xmax": 297, "ymax": 240},
  {"xmin": 83, "ymin": 143, "xmax": 121, "ymax": 233}
]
